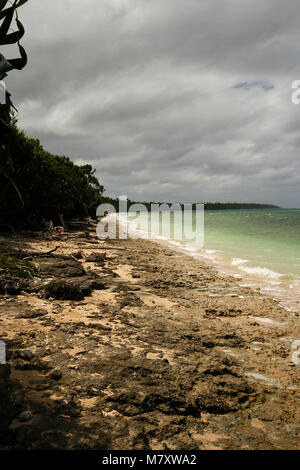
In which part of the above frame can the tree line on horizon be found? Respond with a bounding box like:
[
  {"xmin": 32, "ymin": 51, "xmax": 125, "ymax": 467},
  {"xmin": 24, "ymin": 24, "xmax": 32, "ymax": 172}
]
[{"xmin": 99, "ymin": 197, "xmax": 280, "ymax": 212}]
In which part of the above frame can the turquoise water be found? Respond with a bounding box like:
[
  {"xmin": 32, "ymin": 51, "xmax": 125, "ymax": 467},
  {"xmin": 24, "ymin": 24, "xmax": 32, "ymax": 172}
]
[
  {"xmin": 203, "ymin": 209, "xmax": 300, "ymax": 280},
  {"xmin": 125, "ymin": 208, "xmax": 300, "ymax": 280},
  {"xmin": 117, "ymin": 207, "xmax": 300, "ymax": 310}
]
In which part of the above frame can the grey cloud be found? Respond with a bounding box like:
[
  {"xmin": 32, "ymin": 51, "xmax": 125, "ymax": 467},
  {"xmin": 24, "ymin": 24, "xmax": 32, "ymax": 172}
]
[{"xmin": 4, "ymin": 0, "xmax": 300, "ymax": 207}]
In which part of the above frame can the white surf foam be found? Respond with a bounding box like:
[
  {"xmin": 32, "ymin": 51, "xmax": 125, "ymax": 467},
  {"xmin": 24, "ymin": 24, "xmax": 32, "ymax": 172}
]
[
  {"xmin": 232, "ymin": 258, "xmax": 248, "ymax": 266},
  {"xmin": 115, "ymin": 214, "xmax": 300, "ymax": 314},
  {"xmin": 238, "ymin": 265, "xmax": 282, "ymax": 279}
]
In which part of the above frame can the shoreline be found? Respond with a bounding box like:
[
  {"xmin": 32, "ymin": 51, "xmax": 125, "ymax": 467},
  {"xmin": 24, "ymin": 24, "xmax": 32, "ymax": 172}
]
[
  {"xmin": 128, "ymin": 231, "xmax": 300, "ymax": 315},
  {"xmin": 0, "ymin": 222, "xmax": 299, "ymax": 449},
  {"xmin": 117, "ymin": 212, "xmax": 300, "ymax": 314}
]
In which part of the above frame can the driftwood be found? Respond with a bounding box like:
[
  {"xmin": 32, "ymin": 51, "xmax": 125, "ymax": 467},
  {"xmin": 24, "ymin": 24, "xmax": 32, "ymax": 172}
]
[
  {"xmin": 37, "ymin": 246, "xmax": 60, "ymax": 256},
  {"xmin": 22, "ymin": 246, "xmax": 60, "ymax": 259}
]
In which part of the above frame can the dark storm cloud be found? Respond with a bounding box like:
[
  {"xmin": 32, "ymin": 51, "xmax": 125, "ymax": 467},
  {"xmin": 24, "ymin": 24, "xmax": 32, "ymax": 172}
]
[{"xmin": 5, "ymin": 0, "xmax": 300, "ymax": 206}]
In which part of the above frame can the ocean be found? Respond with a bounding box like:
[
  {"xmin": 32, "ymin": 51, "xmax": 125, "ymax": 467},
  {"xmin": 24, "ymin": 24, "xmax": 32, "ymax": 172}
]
[
  {"xmin": 121, "ymin": 208, "xmax": 300, "ymax": 312},
  {"xmin": 202, "ymin": 209, "xmax": 300, "ymax": 279}
]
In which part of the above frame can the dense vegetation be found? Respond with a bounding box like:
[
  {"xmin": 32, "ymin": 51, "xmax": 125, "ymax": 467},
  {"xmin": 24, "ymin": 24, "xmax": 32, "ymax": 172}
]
[
  {"xmin": 1, "ymin": 1, "xmax": 28, "ymax": 204},
  {"xmin": 0, "ymin": 127, "xmax": 104, "ymax": 229}
]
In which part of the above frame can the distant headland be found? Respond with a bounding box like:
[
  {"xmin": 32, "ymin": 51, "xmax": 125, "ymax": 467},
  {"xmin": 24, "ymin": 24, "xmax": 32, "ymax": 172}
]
[{"xmin": 100, "ymin": 198, "xmax": 280, "ymax": 212}]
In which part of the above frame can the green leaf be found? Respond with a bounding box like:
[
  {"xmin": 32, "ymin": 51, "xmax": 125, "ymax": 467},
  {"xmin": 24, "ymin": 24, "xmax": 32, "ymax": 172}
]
[
  {"xmin": 3, "ymin": 172, "xmax": 24, "ymax": 207},
  {"xmin": 1, "ymin": 21, "xmax": 24, "ymax": 44},
  {"xmin": 16, "ymin": 0, "xmax": 28, "ymax": 8},
  {"xmin": 16, "ymin": 17, "xmax": 25, "ymax": 34},
  {"xmin": 0, "ymin": 1, "xmax": 27, "ymax": 21},
  {"xmin": 0, "ymin": 1, "xmax": 9, "ymax": 12},
  {"xmin": 0, "ymin": 8, "xmax": 10, "ymax": 21},
  {"xmin": 7, "ymin": 44, "xmax": 27, "ymax": 70},
  {"xmin": 0, "ymin": 53, "xmax": 13, "ymax": 76},
  {"xmin": 0, "ymin": 116, "xmax": 11, "ymax": 128},
  {"xmin": 0, "ymin": 5, "xmax": 15, "ymax": 43},
  {"xmin": 0, "ymin": 18, "xmax": 24, "ymax": 44}
]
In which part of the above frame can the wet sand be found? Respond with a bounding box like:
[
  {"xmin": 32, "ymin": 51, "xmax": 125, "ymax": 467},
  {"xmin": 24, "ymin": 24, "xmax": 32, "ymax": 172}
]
[{"xmin": 0, "ymin": 221, "xmax": 299, "ymax": 450}]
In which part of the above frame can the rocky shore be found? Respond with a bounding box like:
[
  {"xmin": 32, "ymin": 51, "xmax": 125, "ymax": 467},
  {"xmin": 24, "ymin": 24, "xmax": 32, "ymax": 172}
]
[{"xmin": 0, "ymin": 220, "xmax": 299, "ymax": 450}]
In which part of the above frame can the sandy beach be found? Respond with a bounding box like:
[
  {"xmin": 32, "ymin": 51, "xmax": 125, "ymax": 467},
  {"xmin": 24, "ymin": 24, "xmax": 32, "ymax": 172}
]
[{"xmin": 0, "ymin": 220, "xmax": 299, "ymax": 450}]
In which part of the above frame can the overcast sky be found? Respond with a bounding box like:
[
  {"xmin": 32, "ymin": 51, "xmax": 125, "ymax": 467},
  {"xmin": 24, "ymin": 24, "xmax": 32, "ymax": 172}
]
[{"xmin": 5, "ymin": 0, "xmax": 300, "ymax": 207}]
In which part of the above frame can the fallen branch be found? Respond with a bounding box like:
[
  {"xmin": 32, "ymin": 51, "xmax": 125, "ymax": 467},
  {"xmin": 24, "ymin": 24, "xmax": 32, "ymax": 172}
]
[
  {"xmin": 39, "ymin": 246, "xmax": 60, "ymax": 256},
  {"xmin": 23, "ymin": 246, "xmax": 60, "ymax": 259}
]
